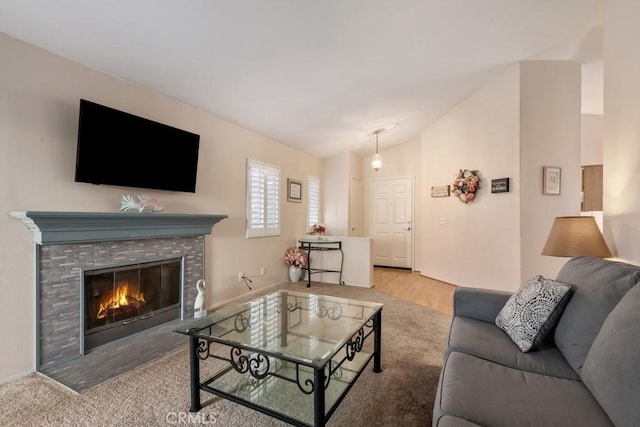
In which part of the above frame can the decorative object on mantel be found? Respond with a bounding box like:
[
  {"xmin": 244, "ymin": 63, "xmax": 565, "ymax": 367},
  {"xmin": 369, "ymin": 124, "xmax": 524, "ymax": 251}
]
[
  {"xmin": 120, "ymin": 194, "xmax": 163, "ymax": 213},
  {"xmin": 543, "ymin": 166, "xmax": 561, "ymax": 195},
  {"xmin": 431, "ymin": 185, "xmax": 451, "ymax": 198},
  {"xmin": 452, "ymin": 169, "xmax": 480, "ymax": 204},
  {"xmin": 491, "ymin": 178, "xmax": 510, "ymax": 193},
  {"xmin": 193, "ymin": 279, "xmax": 207, "ymax": 318},
  {"xmin": 311, "ymin": 223, "xmax": 326, "ymax": 240},
  {"xmin": 284, "ymin": 247, "xmax": 307, "ymax": 282}
]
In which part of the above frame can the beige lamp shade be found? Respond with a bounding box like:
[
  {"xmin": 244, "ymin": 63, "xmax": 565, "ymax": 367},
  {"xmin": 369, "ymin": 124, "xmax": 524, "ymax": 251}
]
[{"xmin": 541, "ymin": 216, "xmax": 612, "ymax": 258}]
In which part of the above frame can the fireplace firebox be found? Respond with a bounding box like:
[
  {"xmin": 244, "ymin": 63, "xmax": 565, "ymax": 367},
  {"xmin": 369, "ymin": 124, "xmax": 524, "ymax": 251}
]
[{"xmin": 83, "ymin": 258, "xmax": 182, "ymax": 352}]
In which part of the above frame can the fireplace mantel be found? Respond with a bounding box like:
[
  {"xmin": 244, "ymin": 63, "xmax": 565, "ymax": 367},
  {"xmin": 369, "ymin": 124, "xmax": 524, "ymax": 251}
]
[{"xmin": 10, "ymin": 211, "xmax": 227, "ymax": 244}]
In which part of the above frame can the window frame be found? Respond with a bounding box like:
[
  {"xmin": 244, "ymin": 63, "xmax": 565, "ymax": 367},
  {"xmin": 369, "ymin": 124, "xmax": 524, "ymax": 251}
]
[
  {"xmin": 307, "ymin": 175, "xmax": 321, "ymax": 231},
  {"xmin": 246, "ymin": 158, "xmax": 281, "ymax": 238}
]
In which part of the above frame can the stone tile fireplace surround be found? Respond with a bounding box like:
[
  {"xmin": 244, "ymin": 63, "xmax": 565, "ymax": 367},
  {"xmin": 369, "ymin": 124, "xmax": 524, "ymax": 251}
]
[{"xmin": 11, "ymin": 211, "xmax": 226, "ymax": 373}]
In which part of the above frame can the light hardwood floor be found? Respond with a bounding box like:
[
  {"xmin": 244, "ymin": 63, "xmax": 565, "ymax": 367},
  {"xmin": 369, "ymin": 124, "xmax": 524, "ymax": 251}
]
[{"xmin": 372, "ymin": 267, "xmax": 456, "ymax": 316}]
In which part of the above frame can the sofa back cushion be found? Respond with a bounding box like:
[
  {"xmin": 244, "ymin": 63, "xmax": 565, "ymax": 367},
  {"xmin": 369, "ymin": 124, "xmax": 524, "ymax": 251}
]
[
  {"xmin": 582, "ymin": 283, "xmax": 640, "ymax": 427},
  {"xmin": 553, "ymin": 256, "xmax": 640, "ymax": 375}
]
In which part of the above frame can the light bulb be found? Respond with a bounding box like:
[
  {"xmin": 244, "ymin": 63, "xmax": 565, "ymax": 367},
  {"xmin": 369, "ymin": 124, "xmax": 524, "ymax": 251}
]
[{"xmin": 371, "ymin": 153, "xmax": 383, "ymax": 171}]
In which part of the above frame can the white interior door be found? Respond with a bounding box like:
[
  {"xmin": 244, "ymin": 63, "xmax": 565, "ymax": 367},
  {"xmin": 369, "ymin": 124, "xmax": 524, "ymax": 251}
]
[
  {"xmin": 371, "ymin": 177, "xmax": 413, "ymax": 268},
  {"xmin": 349, "ymin": 177, "xmax": 363, "ymax": 236}
]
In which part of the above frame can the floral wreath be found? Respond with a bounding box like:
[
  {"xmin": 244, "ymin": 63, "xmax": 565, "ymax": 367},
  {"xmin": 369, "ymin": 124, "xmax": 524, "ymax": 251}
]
[{"xmin": 452, "ymin": 169, "xmax": 480, "ymax": 204}]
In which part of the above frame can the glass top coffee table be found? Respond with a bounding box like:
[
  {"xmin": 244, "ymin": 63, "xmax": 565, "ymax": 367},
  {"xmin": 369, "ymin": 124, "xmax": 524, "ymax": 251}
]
[{"xmin": 175, "ymin": 290, "xmax": 383, "ymax": 427}]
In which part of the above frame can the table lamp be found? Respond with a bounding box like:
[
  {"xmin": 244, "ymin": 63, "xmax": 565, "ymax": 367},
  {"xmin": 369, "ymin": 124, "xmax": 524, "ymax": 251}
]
[{"xmin": 541, "ymin": 216, "xmax": 612, "ymax": 258}]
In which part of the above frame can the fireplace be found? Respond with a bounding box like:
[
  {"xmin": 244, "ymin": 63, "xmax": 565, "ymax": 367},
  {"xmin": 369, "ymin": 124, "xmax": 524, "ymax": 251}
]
[
  {"xmin": 83, "ymin": 258, "xmax": 182, "ymax": 352},
  {"xmin": 10, "ymin": 211, "xmax": 227, "ymax": 371}
]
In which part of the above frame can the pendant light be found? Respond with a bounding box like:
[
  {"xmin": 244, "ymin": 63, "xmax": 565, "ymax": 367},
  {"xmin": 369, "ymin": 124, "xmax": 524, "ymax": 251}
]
[{"xmin": 371, "ymin": 129, "xmax": 383, "ymax": 172}]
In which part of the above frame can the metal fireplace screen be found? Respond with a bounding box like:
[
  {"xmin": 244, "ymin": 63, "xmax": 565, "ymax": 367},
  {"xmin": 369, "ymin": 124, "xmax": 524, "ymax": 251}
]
[{"xmin": 83, "ymin": 258, "xmax": 181, "ymax": 351}]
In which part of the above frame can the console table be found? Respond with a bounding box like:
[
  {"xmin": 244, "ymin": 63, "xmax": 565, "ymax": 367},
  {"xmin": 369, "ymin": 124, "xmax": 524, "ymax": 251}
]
[{"xmin": 298, "ymin": 238, "xmax": 344, "ymax": 288}]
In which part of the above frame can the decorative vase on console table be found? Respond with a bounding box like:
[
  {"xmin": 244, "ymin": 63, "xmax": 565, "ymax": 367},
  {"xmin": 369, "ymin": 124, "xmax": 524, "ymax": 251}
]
[
  {"xmin": 289, "ymin": 265, "xmax": 302, "ymax": 283},
  {"xmin": 284, "ymin": 247, "xmax": 306, "ymax": 283}
]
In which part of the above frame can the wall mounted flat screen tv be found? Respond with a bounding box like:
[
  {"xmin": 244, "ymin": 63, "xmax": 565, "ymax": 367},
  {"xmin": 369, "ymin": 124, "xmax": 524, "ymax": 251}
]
[{"xmin": 75, "ymin": 99, "xmax": 200, "ymax": 193}]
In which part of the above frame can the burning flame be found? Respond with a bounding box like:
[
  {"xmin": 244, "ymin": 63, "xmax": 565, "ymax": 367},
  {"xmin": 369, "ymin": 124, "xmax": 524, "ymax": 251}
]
[{"xmin": 97, "ymin": 283, "xmax": 145, "ymax": 320}]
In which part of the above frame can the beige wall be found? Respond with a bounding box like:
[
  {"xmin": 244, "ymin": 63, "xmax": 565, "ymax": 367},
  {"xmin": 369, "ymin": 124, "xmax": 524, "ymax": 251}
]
[
  {"xmin": 580, "ymin": 59, "xmax": 604, "ymax": 166},
  {"xmin": 603, "ymin": 0, "xmax": 640, "ymax": 262},
  {"xmin": 0, "ymin": 34, "xmax": 322, "ymax": 382},
  {"xmin": 323, "ymin": 152, "xmax": 349, "ymax": 236},
  {"xmin": 418, "ymin": 60, "xmax": 581, "ymax": 289},
  {"xmin": 519, "ymin": 61, "xmax": 582, "ymax": 280},
  {"xmin": 419, "ymin": 64, "xmax": 521, "ymax": 290},
  {"xmin": 582, "ymin": 59, "xmax": 603, "ymax": 116},
  {"xmin": 324, "ymin": 151, "xmax": 370, "ymax": 237},
  {"xmin": 582, "ymin": 114, "xmax": 604, "ymax": 165}
]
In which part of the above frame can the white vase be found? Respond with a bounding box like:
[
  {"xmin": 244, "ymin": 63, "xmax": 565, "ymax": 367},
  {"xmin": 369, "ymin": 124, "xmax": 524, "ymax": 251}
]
[{"xmin": 289, "ymin": 265, "xmax": 302, "ymax": 282}]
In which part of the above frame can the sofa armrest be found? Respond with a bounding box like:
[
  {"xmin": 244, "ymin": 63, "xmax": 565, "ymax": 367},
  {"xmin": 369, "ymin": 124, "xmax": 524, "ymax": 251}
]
[{"xmin": 453, "ymin": 287, "xmax": 512, "ymax": 323}]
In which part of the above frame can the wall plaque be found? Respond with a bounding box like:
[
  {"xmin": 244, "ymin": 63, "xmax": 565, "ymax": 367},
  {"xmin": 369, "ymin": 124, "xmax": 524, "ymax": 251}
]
[
  {"xmin": 491, "ymin": 178, "xmax": 510, "ymax": 193},
  {"xmin": 431, "ymin": 185, "xmax": 451, "ymax": 198}
]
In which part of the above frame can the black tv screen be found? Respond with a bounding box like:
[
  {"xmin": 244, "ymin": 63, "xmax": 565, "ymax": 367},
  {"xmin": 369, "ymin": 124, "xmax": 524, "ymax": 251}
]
[{"xmin": 74, "ymin": 99, "xmax": 200, "ymax": 193}]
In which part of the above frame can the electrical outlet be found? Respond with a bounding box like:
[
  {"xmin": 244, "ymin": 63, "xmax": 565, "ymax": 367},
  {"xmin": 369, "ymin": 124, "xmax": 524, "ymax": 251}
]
[
  {"xmin": 260, "ymin": 267, "xmax": 266, "ymax": 276},
  {"xmin": 238, "ymin": 272, "xmax": 244, "ymax": 282}
]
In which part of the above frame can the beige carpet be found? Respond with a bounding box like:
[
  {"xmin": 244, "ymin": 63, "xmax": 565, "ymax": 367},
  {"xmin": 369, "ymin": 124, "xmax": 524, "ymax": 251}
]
[{"xmin": 0, "ymin": 282, "xmax": 451, "ymax": 426}]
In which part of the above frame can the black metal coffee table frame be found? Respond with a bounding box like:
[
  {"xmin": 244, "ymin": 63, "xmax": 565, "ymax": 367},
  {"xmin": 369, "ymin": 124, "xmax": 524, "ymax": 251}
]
[{"xmin": 183, "ymin": 301, "xmax": 382, "ymax": 427}]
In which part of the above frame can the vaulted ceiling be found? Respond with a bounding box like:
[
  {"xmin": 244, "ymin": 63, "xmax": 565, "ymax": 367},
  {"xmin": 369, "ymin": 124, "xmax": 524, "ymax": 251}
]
[{"xmin": 0, "ymin": 1, "xmax": 602, "ymax": 158}]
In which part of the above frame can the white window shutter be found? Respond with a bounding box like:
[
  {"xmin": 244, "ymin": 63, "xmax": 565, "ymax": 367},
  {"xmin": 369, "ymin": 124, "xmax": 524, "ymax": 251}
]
[
  {"xmin": 246, "ymin": 159, "xmax": 280, "ymax": 238},
  {"xmin": 307, "ymin": 175, "xmax": 320, "ymax": 230}
]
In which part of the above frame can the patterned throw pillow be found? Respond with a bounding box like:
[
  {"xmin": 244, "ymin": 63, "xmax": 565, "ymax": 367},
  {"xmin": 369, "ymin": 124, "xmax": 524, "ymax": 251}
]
[{"xmin": 496, "ymin": 275, "xmax": 572, "ymax": 352}]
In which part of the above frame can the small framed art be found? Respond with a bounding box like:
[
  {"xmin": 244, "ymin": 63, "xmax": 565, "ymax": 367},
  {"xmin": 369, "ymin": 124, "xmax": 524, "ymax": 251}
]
[
  {"xmin": 543, "ymin": 166, "xmax": 561, "ymax": 195},
  {"xmin": 287, "ymin": 178, "xmax": 302, "ymax": 202}
]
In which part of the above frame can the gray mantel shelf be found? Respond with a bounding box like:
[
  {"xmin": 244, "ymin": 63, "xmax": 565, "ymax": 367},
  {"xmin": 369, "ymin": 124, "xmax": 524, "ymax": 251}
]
[{"xmin": 9, "ymin": 211, "xmax": 228, "ymax": 245}]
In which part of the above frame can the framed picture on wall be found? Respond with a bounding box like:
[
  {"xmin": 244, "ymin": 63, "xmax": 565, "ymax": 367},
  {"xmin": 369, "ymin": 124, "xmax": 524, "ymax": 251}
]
[
  {"xmin": 543, "ymin": 166, "xmax": 561, "ymax": 195},
  {"xmin": 287, "ymin": 178, "xmax": 303, "ymax": 202}
]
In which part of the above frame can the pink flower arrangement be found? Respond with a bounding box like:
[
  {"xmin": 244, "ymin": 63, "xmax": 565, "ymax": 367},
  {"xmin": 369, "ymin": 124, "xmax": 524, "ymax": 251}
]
[
  {"xmin": 452, "ymin": 169, "xmax": 480, "ymax": 204},
  {"xmin": 311, "ymin": 223, "xmax": 326, "ymax": 235},
  {"xmin": 284, "ymin": 247, "xmax": 307, "ymax": 267}
]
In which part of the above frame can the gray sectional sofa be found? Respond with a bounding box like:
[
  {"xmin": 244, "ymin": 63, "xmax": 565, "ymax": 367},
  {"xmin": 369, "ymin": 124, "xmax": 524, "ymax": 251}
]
[{"xmin": 433, "ymin": 256, "xmax": 640, "ymax": 427}]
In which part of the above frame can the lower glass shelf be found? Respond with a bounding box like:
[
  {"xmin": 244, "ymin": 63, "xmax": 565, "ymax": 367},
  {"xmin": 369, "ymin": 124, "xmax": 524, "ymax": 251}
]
[{"xmin": 201, "ymin": 350, "xmax": 373, "ymax": 426}]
